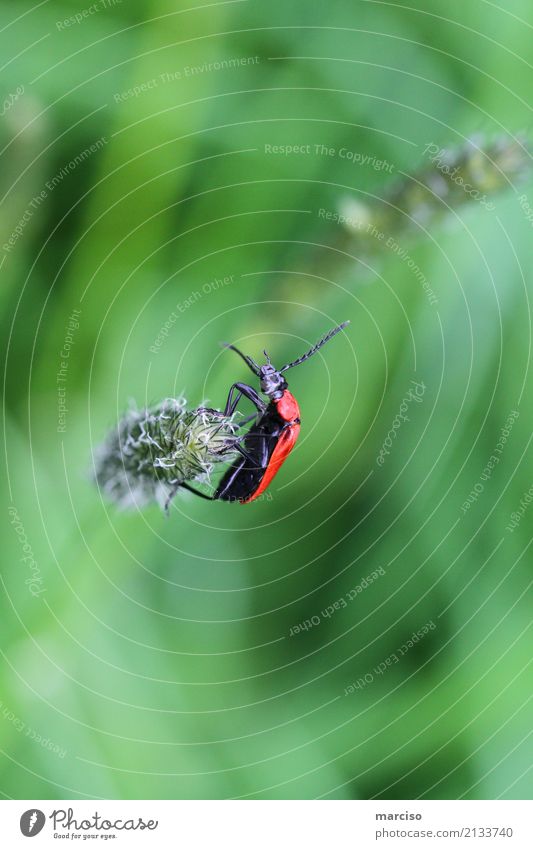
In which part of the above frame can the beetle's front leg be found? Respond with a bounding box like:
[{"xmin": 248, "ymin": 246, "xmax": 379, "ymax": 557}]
[{"xmin": 223, "ymin": 382, "xmax": 266, "ymax": 416}]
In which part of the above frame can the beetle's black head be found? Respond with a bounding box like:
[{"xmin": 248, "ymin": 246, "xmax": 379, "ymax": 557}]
[
  {"xmin": 222, "ymin": 321, "xmax": 349, "ymax": 399},
  {"xmin": 258, "ymin": 362, "xmax": 287, "ymax": 400},
  {"xmin": 220, "ymin": 344, "xmax": 288, "ymax": 399}
]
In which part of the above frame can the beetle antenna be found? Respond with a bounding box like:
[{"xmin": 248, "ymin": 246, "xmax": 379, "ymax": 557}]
[
  {"xmin": 280, "ymin": 321, "xmax": 350, "ymax": 372},
  {"xmin": 263, "ymin": 350, "xmax": 272, "ymax": 364},
  {"xmin": 222, "ymin": 342, "xmax": 261, "ymax": 376}
]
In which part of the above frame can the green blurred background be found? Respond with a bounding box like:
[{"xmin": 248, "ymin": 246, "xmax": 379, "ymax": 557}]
[{"xmin": 1, "ymin": 0, "xmax": 532, "ymax": 800}]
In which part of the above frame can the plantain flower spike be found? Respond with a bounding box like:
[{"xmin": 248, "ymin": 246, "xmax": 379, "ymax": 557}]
[
  {"xmin": 93, "ymin": 398, "xmax": 239, "ymax": 510},
  {"xmin": 339, "ymin": 133, "xmax": 531, "ymax": 244}
]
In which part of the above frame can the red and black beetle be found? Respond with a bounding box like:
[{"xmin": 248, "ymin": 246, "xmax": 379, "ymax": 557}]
[{"xmin": 181, "ymin": 321, "xmax": 349, "ymax": 503}]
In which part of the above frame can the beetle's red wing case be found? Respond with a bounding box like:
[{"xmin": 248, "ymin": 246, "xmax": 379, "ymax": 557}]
[{"xmin": 242, "ymin": 421, "xmax": 300, "ymax": 503}]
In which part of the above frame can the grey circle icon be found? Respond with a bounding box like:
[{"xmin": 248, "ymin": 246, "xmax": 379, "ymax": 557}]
[{"xmin": 20, "ymin": 810, "xmax": 46, "ymax": 837}]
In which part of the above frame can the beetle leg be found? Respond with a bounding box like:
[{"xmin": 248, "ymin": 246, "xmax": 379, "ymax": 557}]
[
  {"xmin": 236, "ymin": 431, "xmax": 272, "ymax": 467},
  {"xmin": 180, "ymin": 481, "xmax": 216, "ymax": 501},
  {"xmin": 164, "ymin": 482, "xmax": 181, "ymax": 513},
  {"xmin": 223, "ymin": 382, "xmax": 266, "ymax": 416},
  {"xmin": 236, "ymin": 412, "xmax": 258, "ymax": 429},
  {"xmin": 233, "ymin": 442, "xmax": 261, "ymax": 467}
]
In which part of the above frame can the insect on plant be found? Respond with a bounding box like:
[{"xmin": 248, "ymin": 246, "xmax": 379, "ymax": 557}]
[{"xmin": 181, "ymin": 321, "xmax": 350, "ymax": 504}]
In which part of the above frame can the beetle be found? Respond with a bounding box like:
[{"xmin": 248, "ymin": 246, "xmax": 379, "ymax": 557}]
[{"xmin": 181, "ymin": 321, "xmax": 349, "ymax": 503}]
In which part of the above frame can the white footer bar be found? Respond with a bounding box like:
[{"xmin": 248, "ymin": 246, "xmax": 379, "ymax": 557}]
[{"xmin": 1, "ymin": 800, "xmax": 531, "ymax": 848}]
